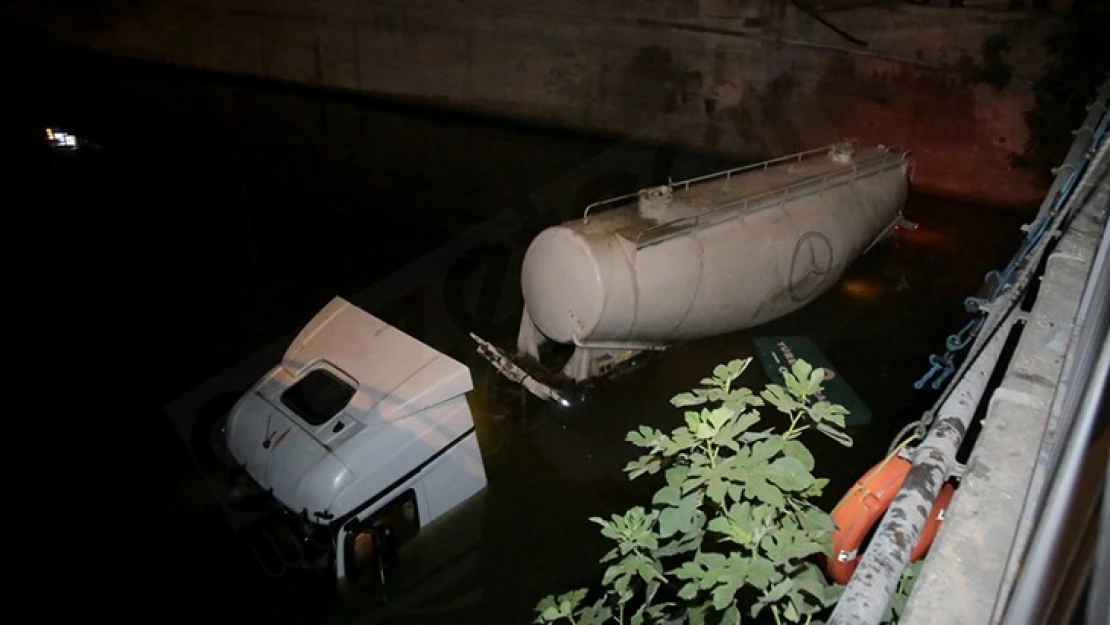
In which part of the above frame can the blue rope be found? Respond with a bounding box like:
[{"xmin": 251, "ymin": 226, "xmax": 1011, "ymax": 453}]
[{"xmin": 914, "ymin": 106, "xmax": 1107, "ymax": 392}]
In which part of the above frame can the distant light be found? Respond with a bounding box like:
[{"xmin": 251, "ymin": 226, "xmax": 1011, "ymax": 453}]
[{"xmin": 45, "ymin": 127, "xmax": 79, "ymax": 151}]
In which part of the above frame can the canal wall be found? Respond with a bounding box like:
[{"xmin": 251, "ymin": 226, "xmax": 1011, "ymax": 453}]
[{"xmin": 9, "ymin": 1, "xmax": 1070, "ymax": 207}]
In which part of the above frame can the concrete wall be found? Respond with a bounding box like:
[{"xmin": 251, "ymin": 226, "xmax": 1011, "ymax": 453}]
[{"xmin": 11, "ymin": 0, "xmax": 1065, "ymax": 207}]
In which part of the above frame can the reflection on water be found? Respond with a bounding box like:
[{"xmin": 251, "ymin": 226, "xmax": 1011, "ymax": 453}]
[
  {"xmin": 21, "ymin": 48, "xmax": 1030, "ymax": 624},
  {"xmin": 837, "ymin": 277, "xmax": 887, "ymax": 301}
]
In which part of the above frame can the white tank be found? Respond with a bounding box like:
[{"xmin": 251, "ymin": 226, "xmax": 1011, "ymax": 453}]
[{"xmin": 519, "ymin": 143, "xmax": 909, "ymax": 363}]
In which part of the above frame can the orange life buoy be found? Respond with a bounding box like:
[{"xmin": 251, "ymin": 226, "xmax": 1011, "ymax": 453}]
[{"xmin": 824, "ymin": 455, "xmax": 957, "ymax": 584}]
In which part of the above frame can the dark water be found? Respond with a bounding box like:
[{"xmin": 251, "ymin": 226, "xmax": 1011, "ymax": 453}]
[{"xmin": 20, "ymin": 48, "xmax": 1030, "ymax": 624}]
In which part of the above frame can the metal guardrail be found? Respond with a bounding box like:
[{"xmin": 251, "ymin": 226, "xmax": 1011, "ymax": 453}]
[
  {"xmin": 826, "ymin": 76, "xmax": 1110, "ymax": 625},
  {"xmin": 581, "ymin": 140, "xmax": 911, "ymax": 225},
  {"xmin": 995, "ymin": 145, "xmax": 1109, "ymax": 625},
  {"xmin": 581, "ymin": 144, "xmax": 834, "ymax": 223},
  {"xmin": 629, "ymin": 148, "xmax": 906, "ymax": 246}
]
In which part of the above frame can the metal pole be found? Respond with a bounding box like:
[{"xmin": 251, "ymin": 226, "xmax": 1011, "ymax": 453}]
[
  {"xmin": 827, "ymin": 312, "xmax": 1020, "ymax": 625},
  {"xmin": 827, "ymin": 101, "xmax": 1110, "ymax": 625},
  {"xmin": 985, "ymin": 133, "xmax": 1110, "ymax": 618},
  {"xmin": 997, "ymin": 173, "xmax": 1110, "ymax": 625},
  {"xmin": 1089, "ymin": 464, "xmax": 1110, "ymax": 625}
]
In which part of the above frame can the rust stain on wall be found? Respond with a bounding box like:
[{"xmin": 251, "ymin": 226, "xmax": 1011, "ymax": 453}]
[{"xmin": 800, "ymin": 54, "xmax": 1043, "ymax": 208}]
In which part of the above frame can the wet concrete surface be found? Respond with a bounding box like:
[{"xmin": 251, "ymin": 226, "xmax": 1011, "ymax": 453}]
[{"xmin": 19, "ymin": 48, "xmax": 1029, "ymax": 624}]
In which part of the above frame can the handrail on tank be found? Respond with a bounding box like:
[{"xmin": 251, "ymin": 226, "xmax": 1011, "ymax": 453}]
[
  {"xmin": 581, "ymin": 144, "xmax": 839, "ymax": 224},
  {"xmin": 632, "ymin": 148, "xmax": 907, "ymax": 245}
]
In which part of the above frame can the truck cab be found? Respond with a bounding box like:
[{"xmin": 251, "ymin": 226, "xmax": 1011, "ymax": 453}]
[{"xmin": 224, "ymin": 296, "xmax": 488, "ymax": 590}]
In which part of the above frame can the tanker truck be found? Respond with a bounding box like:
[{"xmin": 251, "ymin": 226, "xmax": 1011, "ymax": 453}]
[
  {"xmin": 219, "ymin": 140, "xmax": 911, "ymax": 600},
  {"xmin": 474, "ymin": 140, "xmax": 913, "ymax": 404}
]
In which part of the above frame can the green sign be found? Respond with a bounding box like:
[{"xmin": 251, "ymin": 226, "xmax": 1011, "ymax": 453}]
[{"xmin": 752, "ymin": 336, "xmax": 873, "ymax": 427}]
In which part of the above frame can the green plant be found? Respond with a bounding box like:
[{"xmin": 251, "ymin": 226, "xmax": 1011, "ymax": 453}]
[
  {"xmin": 534, "ymin": 357, "xmax": 854, "ymax": 625},
  {"xmin": 881, "ymin": 560, "xmax": 924, "ymax": 624}
]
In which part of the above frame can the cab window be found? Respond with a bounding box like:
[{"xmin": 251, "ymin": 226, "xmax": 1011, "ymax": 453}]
[{"xmin": 280, "ymin": 368, "xmax": 355, "ymax": 425}]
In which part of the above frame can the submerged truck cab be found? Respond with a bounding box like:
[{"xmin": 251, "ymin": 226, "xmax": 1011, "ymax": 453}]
[{"xmin": 224, "ymin": 296, "xmax": 487, "ymax": 589}]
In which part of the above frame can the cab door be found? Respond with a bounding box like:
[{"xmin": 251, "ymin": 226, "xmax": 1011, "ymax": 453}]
[{"xmin": 335, "ymin": 483, "xmax": 428, "ymax": 601}]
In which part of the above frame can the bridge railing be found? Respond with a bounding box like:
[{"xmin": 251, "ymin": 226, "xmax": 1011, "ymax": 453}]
[{"xmin": 826, "ymin": 75, "xmax": 1110, "ymax": 625}]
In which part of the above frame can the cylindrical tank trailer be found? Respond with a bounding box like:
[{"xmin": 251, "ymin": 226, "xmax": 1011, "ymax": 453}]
[{"xmin": 477, "ymin": 141, "xmax": 911, "ymax": 399}]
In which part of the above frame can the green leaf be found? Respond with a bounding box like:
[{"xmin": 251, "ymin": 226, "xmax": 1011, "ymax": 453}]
[
  {"xmin": 807, "ymin": 369, "xmax": 827, "ymax": 395},
  {"xmin": 624, "ymin": 456, "xmax": 663, "ymax": 480},
  {"xmin": 800, "ymin": 477, "xmax": 830, "ymax": 499},
  {"xmin": 796, "ymin": 505, "xmax": 836, "ymax": 535},
  {"xmin": 658, "ymin": 493, "xmax": 700, "ymax": 538},
  {"xmin": 637, "ymin": 559, "xmax": 661, "ymax": 583},
  {"xmin": 816, "ymin": 421, "xmax": 854, "ymax": 447},
  {"xmin": 750, "ymin": 436, "xmax": 785, "ymax": 464},
  {"xmin": 600, "ymin": 546, "xmax": 620, "ymax": 563},
  {"xmin": 745, "ymin": 478, "xmax": 786, "ymax": 507},
  {"xmin": 579, "ymin": 600, "xmax": 613, "ymax": 625},
  {"xmin": 783, "ymin": 599, "xmax": 799, "ymax": 622},
  {"xmin": 761, "ymin": 384, "xmax": 804, "ymax": 414},
  {"xmin": 678, "ymin": 582, "xmax": 699, "ymax": 599},
  {"xmin": 590, "ymin": 516, "xmax": 619, "ymax": 540},
  {"xmin": 653, "ymin": 485, "xmax": 682, "ymax": 507},
  {"xmin": 764, "ymin": 578, "xmax": 795, "ymax": 604},
  {"xmin": 535, "ymin": 588, "xmax": 589, "ymax": 623},
  {"xmin": 706, "ymin": 477, "xmax": 729, "ymax": 506},
  {"xmin": 713, "ymin": 363, "xmax": 733, "ymax": 382},
  {"xmin": 672, "ymin": 391, "xmax": 708, "ymax": 407},
  {"xmin": 724, "ymin": 385, "xmax": 765, "ymax": 411},
  {"xmin": 735, "ymin": 410, "xmax": 762, "ymax": 433},
  {"xmin": 792, "ymin": 563, "xmax": 835, "ymax": 603},
  {"xmin": 761, "ymin": 528, "xmax": 829, "ymax": 562},
  {"xmin": 685, "ymin": 411, "xmax": 701, "ymax": 432},
  {"xmin": 712, "ymin": 584, "xmax": 737, "ymax": 611},
  {"xmin": 708, "ymin": 406, "xmax": 735, "ymax": 429},
  {"xmin": 601, "ymin": 563, "xmax": 623, "ymax": 586},
  {"xmin": 808, "ymin": 401, "xmax": 849, "ymax": 427},
  {"xmin": 765, "ymin": 456, "xmax": 815, "ymax": 492},
  {"xmin": 564, "ymin": 588, "xmax": 588, "ymax": 608},
  {"xmin": 665, "ymin": 464, "xmax": 690, "ymax": 489},
  {"xmin": 695, "ymin": 419, "xmax": 716, "ymax": 440},
  {"xmin": 535, "ymin": 596, "xmax": 560, "ymax": 623},
  {"xmin": 708, "ymin": 514, "xmax": 754, "ymax": 547},
  {"xmin": 655, "ymin": 529, "xmax": 704, "ymax": 557},
  {"xmin": 746, "ymin": 556, "xmax": 779, "ymax": 591},
  {"xmin": 672, "ymin": 559, "xmax": 704, "ymax": 581},
  {"xmin": 781, "ymin": 439, "xmax": 815, "ymax": 471},
  {"xmin": 791, "ymin": 360, "xmax": 814, "ymax": 391},
  {"xmin": 626, "ymin": 425, "xmax": 661, "ymax": 447}
]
